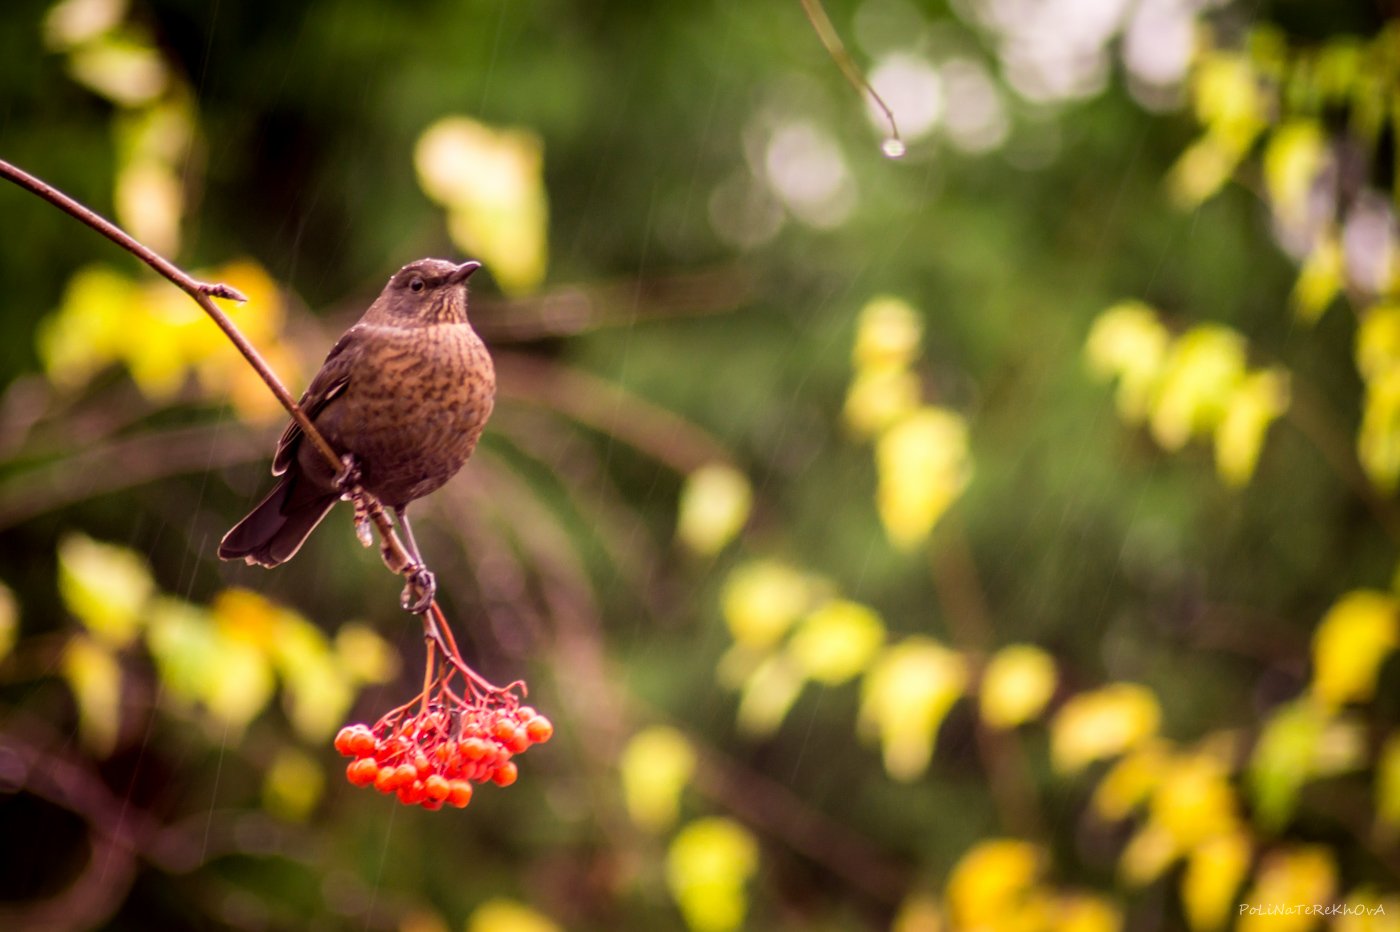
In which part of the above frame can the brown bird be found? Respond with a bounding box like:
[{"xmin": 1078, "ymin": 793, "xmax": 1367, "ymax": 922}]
[{"xmin": 219, "ymin": 258, "xmax": 495, "ymax": 604}]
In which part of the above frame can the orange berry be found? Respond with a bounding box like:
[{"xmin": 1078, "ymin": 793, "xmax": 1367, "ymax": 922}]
[
  {"xmin": 515, "ymin": 705, "xmax": 537, "ymax": 722},
  {"xmin": 448, "ymin": 780, "xmax": 474, "ymax": 808},
  {"xmin": 504, "ymin": 728, "xmax": 531, "ymax": 754},
  {"xmin": 413, "ymin": 753, "xmax": 433, "ymax": 778},
  {"xmin": 373, "ymin": 765, "xmax": 398, "ymax": 793},
  {"xmin": 424, "ymin": 774, "xmax": 451, "ymax": 802},
  {"xmin": 460, "ymin": 737, "xmax": 488, "ymax": 761},
  {"xmin": 346, "ymin": 758, "xmax": 379, "ymax": 787},
  {"xmin": 349, "ymin": 731, "xmax": 377, "ymax": 757},
  {"xmin": 525, "ymin": 716, "xmax": 554, "ymax": 744},
  {"xmin": 492, "ymin": 718, "xmax": 517, "ymax": 742},
  {"xmin": 398, "ymin": 779, "xmax": 427, "ymax": 806},
  {"xmin": 334, "ymin": 726, "xmax": 358, "ymax": 756},
  {"xmin": 420, "ymin": 798, "xmax": 444, "ymax": 811},
  {"xmin": 492, "ymin": 761, "xmax": 519, "ymax": 787}
]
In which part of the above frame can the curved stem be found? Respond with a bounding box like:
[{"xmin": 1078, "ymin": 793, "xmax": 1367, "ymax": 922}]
[{"xmin": 0, "ymin": 157, "xmax": 425, "ymax": 598}]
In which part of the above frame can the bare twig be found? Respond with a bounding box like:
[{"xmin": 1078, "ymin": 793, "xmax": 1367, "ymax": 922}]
[
  {"xmin": 799, "ymin": 0, "xmax": 902, "ymax": 152},
  {"xmin": 0, "ymin": 158, "xmax": 425, "ymax": 600}
]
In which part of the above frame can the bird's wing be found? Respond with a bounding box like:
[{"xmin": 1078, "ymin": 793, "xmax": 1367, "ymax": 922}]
[{"xmin": 271, "ymin": 326, "xmax": 363, "ymax": 476}]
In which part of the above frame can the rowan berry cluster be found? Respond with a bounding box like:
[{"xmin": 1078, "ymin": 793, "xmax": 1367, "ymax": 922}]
[{"xmin": 335, "ymin": 702, "xmax": 553, "ymax": 809}]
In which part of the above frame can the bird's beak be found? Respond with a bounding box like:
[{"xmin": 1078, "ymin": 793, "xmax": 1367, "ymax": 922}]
[{"xmin": 449, "ymin": 260, "xmax": 483, "ymax": 284}]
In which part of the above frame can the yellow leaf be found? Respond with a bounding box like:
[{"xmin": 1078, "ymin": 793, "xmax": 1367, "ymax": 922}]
[
  {"xmin": 1359, "ymin": 366, "xmax": 1400, "ymax": 492},
  {"xmin": 892, "ymin": 892, "xmax": 944, "ymax": 932},
  {"xmin": 736, "ymin": 653, "xmax": 805, "ymax": 737},
  {"xmin": 1356, "ymin": 303, "xmax": 1400, "ymax": 383},
  {"xmin": 1237, "ymin": 847, "xmax": 1336, "ymax": 932},
  {"xmin": 1120, "ymin": 822, "xmax": 1177, "ymax": 887},
  {"xmin": 1168, "ymin": 136, "xmax": 1244, "ymax": 209},
  {"xmin": 720, "ymin": 561, "xmax": 816, "ymax": 650},
  {"xmin": 853, "ymin": 295, "xmax": 923, "ymax": 371},
  {"xmin": 875, "ymin": 407, "xmax": 972, "ymax": 549},
  {"xmin": 1291, "ymin": 230, "xmax": 1344, "ymax": 323},
  {"xmin": 1214, "ymin": 368, "xmax": 1289, "ymax": 486},
  {"xmin": 115, "ymin": 159, "xmax": 182, "ymax": 257},
  {"xmin": 1085, "ymin": 302, "xmax": 1170, "ymax": 424},
  {"xmin": 1379, "ymin": 733, "xmax": 1400, "ymax": 835},
  {"xmin": 786, "ymin": 599, "xmax": 885, "ymax": 685},
  {"xmin": 980, "ymin": 643, "xmax": 1057, "ymax": 729},
  {"xmin": 37, "ymin": 265, "xmax": 139, "ymax": 390},
  {"xmin": 57, "ymin": 533, "xmax": 153, "ymax": 648},
  {"xmin": 1054, "ymin": 893, "xmax": 1123, "ymax": 932},
  {"xmin": 1331, "ymin": 887, "xmax": 1400, "ymax": 932},
  {"xmin": 1150, "ymin": 753, "xmax": 1241, "ymax": 850},
  {"xmin": 262, "ymin": 746, "xmax": 323, "ymax": 822},
  {"xmin": 1149, "ymin": 325, "xmax": 1247, "ymax": 451},
  {"xmin": 43, "ymin": 0, "xmax": 127, "ymax": 49},
  {"xmin": 1310, "ymin": 590, "xmax": 1399, "ymax": 708},
  {"xmin": 666, "ymin": 818, "xmax": 758, "ymax": 932},
  {"xmin": 205, "ymin": 631, "xmax": 275, "ymax": 733},
  {"xmin": 0, "ymin": 581, "xmax": 17, "ymax": 664},
  {"xmin": 268, "ymin": 606, "xmax": 353, "ymax": 741},
  {"xmin": 620, "ymin": 726, "xmax": 696, "ymax": 832},
  {"xmin": 1263, "ymin": 120, "xmax": 1327, "ymax": 228},
  {"xmin": 415, "ymin": 116, "xmax": 548, "ymax": 295},
  {"xmin": 677, "ymin": 463, "xmax": 752, "ymax": 555},
  {"xmin": 1181, "ymin": 830, "xmax": 1252, "ymax": 932},
  {"xmin": 1092, "ymin": 741, "xmax": 1169, "ymax": 822},
  {"xmin": 845, "ymin": 367, "xmax": 922, "ymax": 438},
  {"xmin": 859, "ymin": 637, "xmax": 968, "ymax": 780},
  {"xmin": 944, "ymin": 838, "xmax": 1041, "ymax": 928},
  {"xmin": 66, "ymin": 32, "xmax": 168, "ymax": 107},
  {"xmin": 62, "ymin": 634, "xmax": 122, "ymax": 756},
  {"xmin": 1248, "ymin": 699, "xmax": 1364, "ymax": 831},
  {"xmin": 466, "ymin": 898, "xmax": 561, "ymax": 932},
  {"xmin": 1192, "ymin": 52, "xmax": 1266, "ymax": 148},
  {"xmin": 146, "ymin": 597, "xmax": 221, "ymax": 707},
  {"xmin": 1051, "ymin": 683, "xmax": 1160, "ymax": 773},
  {"xmin": 335, "ymin": 622, "xmax": 400, "ymax": 685}
]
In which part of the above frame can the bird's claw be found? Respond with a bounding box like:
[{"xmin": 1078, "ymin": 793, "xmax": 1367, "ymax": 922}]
[
  {"xmin": 334, "ymin": 454, "xmax": 362, "ymax": 499},
  {"xmin": 401, "ymin": 565, "xmax": 436, "ymax": 614}
]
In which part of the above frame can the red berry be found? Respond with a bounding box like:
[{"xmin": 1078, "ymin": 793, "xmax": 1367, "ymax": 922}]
[
  {"xmin": 374, "ymin": 765, "xmax": 398, "ymax": 793},
  {"xmin": 492, "ymin": 761, "xmax": 519, "ymax": 787},
  {"xmin": 492, "ymin": 718, "xmax": 517, "ymax": 742},
  {"xmin": 424, "ymin": 774, "xmax": 451, "ymax": 802},
  {"xmin": 461, "ymin": 737, "xmax": 488, "ymax": 761},
  {"xmin": 525, "ymin": 716, "xmax": 554, "ymax": 744},
  {"xmin": 516, "ymin": 706, "xmax": 537, "ymax": 722},
  {"xmin": 504, "ymin": 728, "xmax": 531, "ymax": 754},
  {"xmin": 420, "ymin": 798, "xmax": 444, "ymax": 811},
  {"xmin": 349, "ymin": 731, "xmax": 377, "ymax": 757},
  {"xmin": 413, "ymin": 753, "xmax": 433, "ymax": 778},
  {"xmin": 448, "ymin": 780, "xmax": 474, "ymax": 808},
  {"xmin": 334, "ymin": 726, "xmax": 358, "ymax": 756},
  {"xmin": 398, "ymin": 779, "xmax": 427, "ymax": 806},
  {"xmin": 346, "ymin": 758, "xmax": 379, "ymax": 787}
]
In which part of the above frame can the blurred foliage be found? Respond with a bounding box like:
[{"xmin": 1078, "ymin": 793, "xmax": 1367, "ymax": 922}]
[{"xmin": 1, "ymin": 0, "xmax": 1400, "ymax": 929}]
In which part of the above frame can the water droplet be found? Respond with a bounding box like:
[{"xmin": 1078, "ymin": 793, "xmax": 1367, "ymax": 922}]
[{"xmin": 881, "ymin": 138, "xmax": 906, "ymax": 159}]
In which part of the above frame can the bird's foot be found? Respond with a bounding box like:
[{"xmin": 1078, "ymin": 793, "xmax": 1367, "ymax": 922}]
[
  {"xmin": 400, "ymin": 565, "xmax": 437, "ymax": 614},
  {"xmin": 334, "ymin": 454, "xmax": 362, "ymax": 499},
  {"xmin": 352, "ymin": 498, "xmax": 374, "ymax": 548}
]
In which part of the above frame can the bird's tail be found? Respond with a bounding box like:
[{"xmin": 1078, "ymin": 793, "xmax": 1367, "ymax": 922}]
[{"xmin": 218, "ymin": 474, "xmax": 338, "ymax": 568}]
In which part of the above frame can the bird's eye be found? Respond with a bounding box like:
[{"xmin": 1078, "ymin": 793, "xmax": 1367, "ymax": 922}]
[{"xmin": 409, "ymin": 277, "xmax": 425, "ymax": 293}]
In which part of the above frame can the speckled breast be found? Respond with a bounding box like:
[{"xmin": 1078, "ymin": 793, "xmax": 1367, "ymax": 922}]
[{"xmin": 316, "ymin": 322, "xmax": 495, "ymax": 509}]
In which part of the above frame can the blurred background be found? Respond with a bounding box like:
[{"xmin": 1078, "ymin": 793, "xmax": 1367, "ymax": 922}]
[{"xmin": 1, "ymin": 0, "xmax": 1398, "ymax": 928}]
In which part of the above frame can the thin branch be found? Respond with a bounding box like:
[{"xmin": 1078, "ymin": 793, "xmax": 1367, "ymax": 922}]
[
  {"xmin": 799, "ymin": 0, "xmax": 902, "ymax": 153},
  {"xmin": 0, "ymin": 158, "xmax": 425, "ymax": 600}
]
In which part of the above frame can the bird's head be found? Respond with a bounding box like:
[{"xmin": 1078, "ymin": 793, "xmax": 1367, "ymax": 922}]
[{"xmin": 371, "ymin": 258, "xmax": 483, "ymax": 326}]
